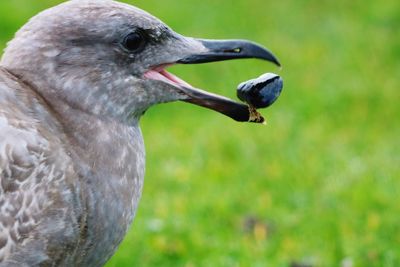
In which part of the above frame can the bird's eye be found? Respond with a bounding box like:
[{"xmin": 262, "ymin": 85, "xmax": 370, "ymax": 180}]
[{"xmin": 122, "ymin": 31, "xmax": 146, "ymax": 52}]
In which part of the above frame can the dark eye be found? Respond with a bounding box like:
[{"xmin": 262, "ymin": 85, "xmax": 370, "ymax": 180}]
[{"xmin": 122, "ymin": 31, "xmax": 146, "ymax": 52}]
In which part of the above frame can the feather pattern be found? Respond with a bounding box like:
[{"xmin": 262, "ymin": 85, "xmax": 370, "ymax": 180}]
[{"xmin": 0, "ymin": 61, "xmax": 145, "ymax": 266}]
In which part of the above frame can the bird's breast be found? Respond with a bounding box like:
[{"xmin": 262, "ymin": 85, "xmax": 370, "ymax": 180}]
[{"xmin": 67, "ymin": 122, "xmax": 146, "ymax": 266}]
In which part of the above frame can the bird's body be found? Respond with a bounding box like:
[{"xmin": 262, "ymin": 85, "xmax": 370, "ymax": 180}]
[
  {"xmin": 0, "ymin": 0, "xmax": 279, "ymax": 265},
  {"xmin": 0, "ymin": 66, "xmax": 145, "ymax": 266}
]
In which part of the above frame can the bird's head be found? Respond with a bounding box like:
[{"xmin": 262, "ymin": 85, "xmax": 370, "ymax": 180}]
[{"xmin": 1, "ymin": 0, "xmax": 280, "ymax": 123}]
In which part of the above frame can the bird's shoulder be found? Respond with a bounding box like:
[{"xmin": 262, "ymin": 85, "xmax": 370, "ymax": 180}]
[
  {"xmin": 0, "ymin": 67, "xmax": 76, "ymax": 262},
  {"xmin": 0, "ymin": 67, "xmax": 67, "ymax": 185}
]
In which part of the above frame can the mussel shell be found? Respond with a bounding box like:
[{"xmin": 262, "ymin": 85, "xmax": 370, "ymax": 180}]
[{"xmin": 237, "ymin": 73, "xmax": 283, "ymax": 109}]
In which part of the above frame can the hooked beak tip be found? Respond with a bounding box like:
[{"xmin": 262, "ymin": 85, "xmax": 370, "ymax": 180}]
[{"xmin": 177, "ymin": 38, "xmax": 281, "ymax": 67}]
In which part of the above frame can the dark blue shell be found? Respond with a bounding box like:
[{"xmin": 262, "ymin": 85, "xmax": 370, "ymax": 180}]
[{"xmin": 237, "ymin": 73, "xmax": 283, "ymax": 109}]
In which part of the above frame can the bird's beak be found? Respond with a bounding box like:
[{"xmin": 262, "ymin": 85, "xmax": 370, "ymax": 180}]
[
  {"xmin": 177, "ymin": 39, "xmax": 280, "ymax": 67},
  {"xmin": 144, "ymin": 37, "xmax": 280, "ymax": 123}
]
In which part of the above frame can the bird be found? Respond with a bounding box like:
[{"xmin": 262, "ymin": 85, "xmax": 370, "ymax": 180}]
[{"xmin": 0, "ymin": 0, "xmax": 280, "ymax": 266}]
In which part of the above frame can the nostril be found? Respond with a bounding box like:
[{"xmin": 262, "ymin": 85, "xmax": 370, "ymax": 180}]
[{"xmin": 224, "ymin": 48, "xmax": 242, "ymax": 53}]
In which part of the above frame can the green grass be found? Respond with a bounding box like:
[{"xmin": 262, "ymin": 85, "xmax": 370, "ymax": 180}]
[{"xmin": 1, "ymin": 0, "xmax": 399, "ymax": 266}]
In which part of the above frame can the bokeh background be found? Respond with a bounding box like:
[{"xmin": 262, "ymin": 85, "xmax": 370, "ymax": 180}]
[{"xmin": 1, "ymin": 0, "xmax": 399, "ymax": 266}]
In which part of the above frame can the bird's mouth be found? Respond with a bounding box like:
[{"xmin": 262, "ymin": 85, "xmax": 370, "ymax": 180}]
[
  {"xmin": 144, "ymin": 38, "xmax": 280, "ymax": 123},
  {"xmin": 144, "ymin": 66, "xmax": 193, "ymax": 89}
]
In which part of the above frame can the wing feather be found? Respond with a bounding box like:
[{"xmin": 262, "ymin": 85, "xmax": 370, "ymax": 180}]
[{"xmin": 0, "ymin": 69, "xmax": 78, "ymax": 263}]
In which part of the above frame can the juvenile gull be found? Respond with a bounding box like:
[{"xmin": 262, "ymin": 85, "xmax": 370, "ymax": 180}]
[{"xmin": 0, "ymin": 0, "xmax": 280, "ymax": 266}]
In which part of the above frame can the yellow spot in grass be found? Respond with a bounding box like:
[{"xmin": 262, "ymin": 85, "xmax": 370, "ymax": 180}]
[
  {"xmin": 282, "ymin": 237, "xmax": 296, "ymax": 253},
  {"xmin": 367, "ymin": 212, "xmax": 381, "ymax": 230},
  {"xmin": 253, "ymin": 222, "xmax": 268, "ymax": 242}
]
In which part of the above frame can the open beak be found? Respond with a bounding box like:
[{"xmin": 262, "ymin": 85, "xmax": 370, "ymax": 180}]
[{"xmin": 144, "ymin": 37, "xmax": 280, "ymax": 123}]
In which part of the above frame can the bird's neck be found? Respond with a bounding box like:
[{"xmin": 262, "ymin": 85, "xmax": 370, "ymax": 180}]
[
  {"xmin": 2, "ymin": 67, "xmax": 147, "ymax": 191},
  {"xmin": 58, "ymin": 107, "xmax": 147, "ymax": 266}
]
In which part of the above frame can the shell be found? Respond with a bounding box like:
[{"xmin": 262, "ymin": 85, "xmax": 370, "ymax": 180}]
[{"xmin": 237, "ymin": 73, "xmax": 283, "ymax": 109}]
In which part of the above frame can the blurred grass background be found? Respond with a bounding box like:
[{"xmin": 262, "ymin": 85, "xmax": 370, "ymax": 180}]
[{"xmin": 1, "ymin": 0, "xmax": 399, "ymax": 266}]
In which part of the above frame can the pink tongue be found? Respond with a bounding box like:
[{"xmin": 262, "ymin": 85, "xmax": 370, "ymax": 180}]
[{"xmin": 144, "ymin": 70, "xmax": 193, "ymax": 88}]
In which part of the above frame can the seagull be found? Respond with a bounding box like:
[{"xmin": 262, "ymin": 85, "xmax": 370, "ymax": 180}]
[{"xmin": 0, "ymin": 0, "xmax": 280, "ymax": 266}]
